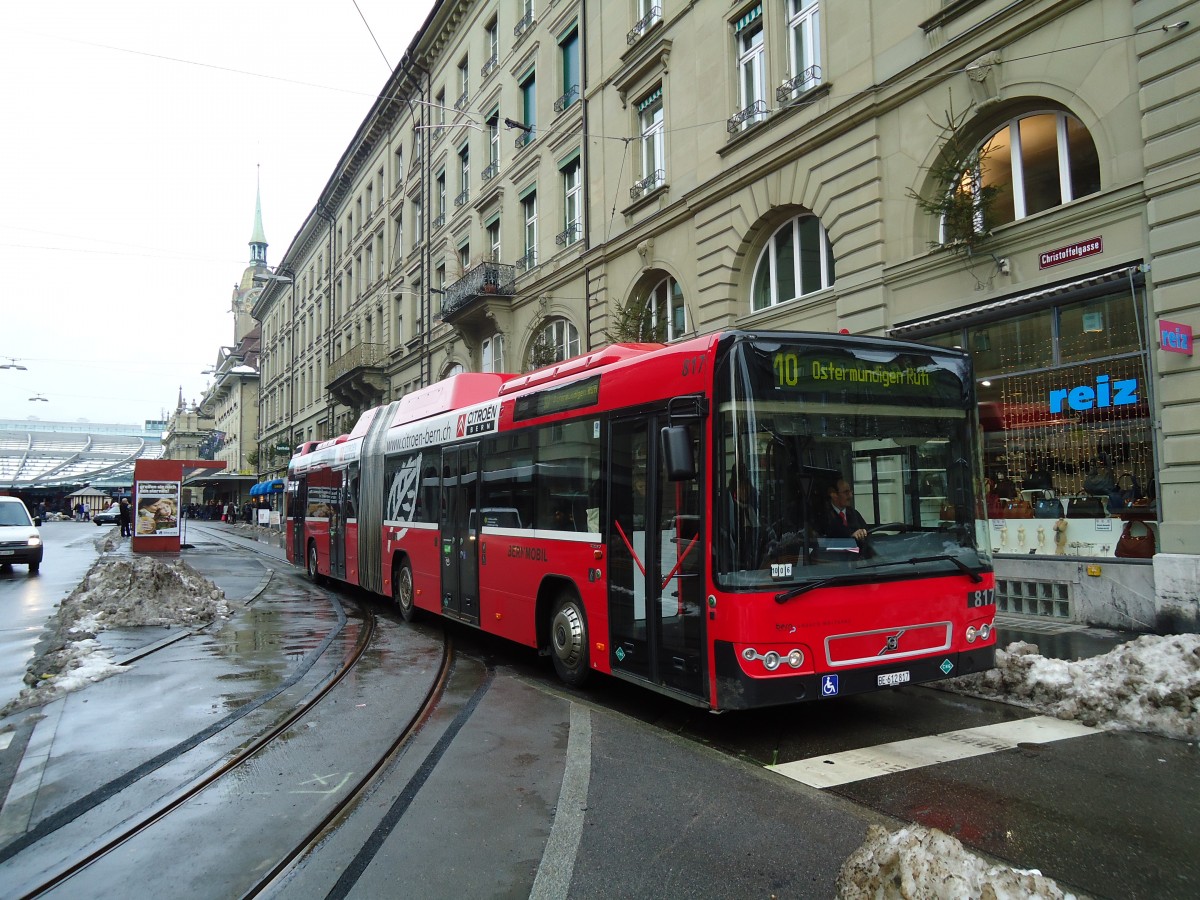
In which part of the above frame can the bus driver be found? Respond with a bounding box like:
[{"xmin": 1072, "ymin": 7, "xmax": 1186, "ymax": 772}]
[{"xmin": 822, "ymin": 478, "xmax": 870, "ymax": 544}]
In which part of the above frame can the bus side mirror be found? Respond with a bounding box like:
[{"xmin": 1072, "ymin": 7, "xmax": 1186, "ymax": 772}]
[{"xmin": 661, "ymin": 425, "xmax": 696, "ymax": 481}]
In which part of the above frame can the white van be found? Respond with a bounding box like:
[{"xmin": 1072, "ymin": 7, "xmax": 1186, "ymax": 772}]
[{"xmin": 0, "ymin": 496, "xmax": 43, "ymax": 573}]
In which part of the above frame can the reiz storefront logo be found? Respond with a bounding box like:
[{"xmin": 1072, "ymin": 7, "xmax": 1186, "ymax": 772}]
[{"xmin": 1049, "ymin": 375, "xmax": 1138, "ymax": 414}]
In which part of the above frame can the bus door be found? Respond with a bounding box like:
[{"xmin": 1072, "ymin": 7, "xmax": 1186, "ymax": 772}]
[
  {"xmin": 608, "ymin": 414, "xmax": 705, "ymax": 699},
  {"xmin": 329, "ymin": 466, "xmax": 354, "ymax": 581},
  {"xmin": 440, "ymin": 443, "xmax": 480, "ymax": 623},
  {"xmin": 290, "ymin": 478, "xmax": 305, "ymax": 564}
]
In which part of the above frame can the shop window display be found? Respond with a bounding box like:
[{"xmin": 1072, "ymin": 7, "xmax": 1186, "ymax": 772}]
[{"xmin": 925, "ymin": 285, "xmax": 1155, "ymax": 558}]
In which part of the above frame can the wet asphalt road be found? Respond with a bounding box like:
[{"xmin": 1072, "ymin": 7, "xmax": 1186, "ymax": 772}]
[{"xmin": 0, "ymin": 523, "xmax": 1196, "ymax": 898}]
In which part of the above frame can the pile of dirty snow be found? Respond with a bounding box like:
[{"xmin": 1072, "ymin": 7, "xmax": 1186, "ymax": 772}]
[
  {"xmin": 837, "ymin": 824, "xmax": 1081, "ymax": 899},
  {"xmin": 59, "ymin": 555, "xmax": 227, "ymax": 630},
  {"xmin": 1, "ymin": 556, "xmax": 228, "ymax": 717},
  {"xmin": 942, "ymin": 635, "xmax": 1200, "ymax": 740}
]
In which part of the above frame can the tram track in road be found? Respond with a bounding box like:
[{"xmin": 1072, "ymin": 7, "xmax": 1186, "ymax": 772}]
[{"xmin": 0, "ymin": 526, "xmax": 450, "ymax": 898}]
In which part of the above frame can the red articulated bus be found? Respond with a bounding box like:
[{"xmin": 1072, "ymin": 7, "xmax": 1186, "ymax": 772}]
[{"xmin": 286, "ymin": 330, "xmax": 996, "ymax": 710}]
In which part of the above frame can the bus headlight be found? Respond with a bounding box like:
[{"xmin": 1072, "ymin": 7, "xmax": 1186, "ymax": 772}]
[
  {"xmin": 787, "ymin": 649, "xmax": 804, "ymax": 668},
  {"xmin": 762, "ymin": 651, "xmax": 781, "ymax": 671},
  {"xmin": 966, "ymin": 626, "xmax": 978, "ymax": 643},
  {"xmin": 980, "ymin": 622, "xmax": 992, "ymax": 641}
]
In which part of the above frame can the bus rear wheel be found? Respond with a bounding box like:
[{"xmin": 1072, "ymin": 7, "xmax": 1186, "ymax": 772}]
[
  {"xmin": 306, "ymin": 542, "xmax": 323, "ymax": 585},
  {"xmin": 394, "ymin": 561, "xmax": 419, "ymax": 622},
  {"xmin": 550, "ymin": 594, "xmax": 589, "ymax": 687}
]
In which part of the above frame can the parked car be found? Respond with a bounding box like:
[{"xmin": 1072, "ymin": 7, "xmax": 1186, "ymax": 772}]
[
  {"xmin": 94, "ymin": 504, "xmax": 122, "ymax": 526},
  {"xmin": 0, "ymin": 496, "xmax": 43, "ymax": 573}
]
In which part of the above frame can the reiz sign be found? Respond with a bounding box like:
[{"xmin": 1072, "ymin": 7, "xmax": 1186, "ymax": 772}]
[
  {"xmin": 1160, "ymin": 320, "xmax": 1193, "ymax": 356},
  {"xmin": 1049, "ymin": 375, "xmax": 1138, "ymax": 414}
]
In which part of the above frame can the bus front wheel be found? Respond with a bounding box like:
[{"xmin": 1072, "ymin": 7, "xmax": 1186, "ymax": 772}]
[
  {"xmin": 394, "ymin": 561, "xmax": 419, "ymax": 623},
  {"xmin": 307, "ymin": 542, "xmax": 323, "ymax": 585},
  {"xmin": 550, "ymin": 594, "xmax": 590, "ymax": 687}
]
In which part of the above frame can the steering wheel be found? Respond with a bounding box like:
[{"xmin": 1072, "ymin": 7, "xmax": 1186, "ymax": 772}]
[{"xmin": 868, "ymin": 522, "xmax": 909, "ymax": 535}]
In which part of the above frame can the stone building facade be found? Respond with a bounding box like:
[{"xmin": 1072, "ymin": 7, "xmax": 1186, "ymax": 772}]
[{"xmin": 253, "ymin": 0, "xmax": 1200, "ymax": 629}]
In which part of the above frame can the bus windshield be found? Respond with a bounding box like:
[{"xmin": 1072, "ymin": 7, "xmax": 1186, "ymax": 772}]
[{"xmin": 715, "ymin": 336, "xmax": 991, "ymax": 590}]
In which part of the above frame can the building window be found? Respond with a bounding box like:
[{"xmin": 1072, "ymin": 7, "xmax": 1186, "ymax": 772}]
[
  {"xmin": 784, "ymin": 0, "xmax": 821, "ymax": 97},
  {"xmin": 952, "ymin": 110, "xmax": 1101, "ymax": 238},
  {"xmin": 412, "ymin": 198, "xmax": 423, "ymax": 241},
  {"xmin": 639, "ymin": 275, "xmax": 687, "ymax": 342},
  {"xmin": 529, "ymin": 318, "xmax": 579, "ymax": 369},
  {"xmin": 556, "ymin": 26, "xmax": 580, "ymax": 113},
  {"xmin": 484, "ymin": 18, "xmax": 499, "ymax": 78},
  {"xmin": 634, "ymin": 87, "xmax": 665, "ymax": 198},
  {"xmin": 457, "ymin": 143, "xmax": 470, "ymax": 206},
  {"xmin": 394, "ymin": 211, "xmax": 404, "ymax": 261},
  {"xmin": 520, "ymin": 191, "xmax": 538, "ymax": 271},
  {"xmin": 456, "ymin": 57, "xmax": 470, "ymax": 110},
  {"xmin": 482, "ymin": 334, "xmax": 505, "ymax": 373},
  {"xmin": 436, "ymin": 88, "xmax": 446, "ymax": 125},
  {"xmin": 394, "ymin": 146, "xmax": 404, "ymax": 184},
  {"xmin": 560, "ymin": 159, "xmax": 582, "ymax": 246},
  {"xmin": 487, "ymin": 219, "xmax": 501, "ymax": 261},
  {"xmin": 732, "ymin": 11, "xmax": 767, "ymax": 131},
  {"xmin": 751, "ymin": 214, "xmax": 835, "ymax": 311},
  {"xmin": 518, "ymin": 69, "xmax": 537, "ymax": 147},
  {"xmin": 484, "ymin": 110, "xmax": 501, "ymax": 180}
]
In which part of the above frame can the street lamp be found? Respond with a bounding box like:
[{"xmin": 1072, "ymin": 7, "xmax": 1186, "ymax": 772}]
[
  {"xmin": 1, "ymin": 358, "xmax": 27, "ymax": 370},
  {"xmin": 28, "ymin": 393, "xmax": 47, "ymax": 402}
]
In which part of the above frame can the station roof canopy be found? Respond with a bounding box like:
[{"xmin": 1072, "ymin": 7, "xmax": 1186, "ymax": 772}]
[{"xmin": 0, "ymin": 421, "xmax": 163, "ymax": 489}]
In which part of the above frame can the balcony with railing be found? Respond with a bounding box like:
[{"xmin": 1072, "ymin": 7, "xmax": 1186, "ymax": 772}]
[
  {"xmin": 553, "ymin": 85, "xmax": 579, "ymax": 114},
  {"xmin": 555, "ymin": 221, "xmax": 582, "ymax": 246},
  {"xmin": 326, "ymin": 342, "xmax": 388, "ymax": 409},
  {"xmin": 455, "ymin": 188, "xmax": 470, "ymax": 208},
  {"xmin": 727, "ymin": 99, "xmax": 768, "ymax": 134},
  {"xmin": 514, "ymin": 11, "xmax": 535, "ymax": 43},
  {"xmin": 481, "ymin": 54, "xmax": 499, "ymax": 80},
  {"xmin": 454, "ymin": 90, "xmax": 469, "ymax": 112},
  {"xmin": 432, "ymin": 212, "xmax": 446, "ymax": 231},
  {"xmin": 515, "ymin": 128, "xmax": 535, "ymax": 150},
  {"xmin": 777, "ymin": 65, "xmax": 823, "ymax": 103},
  {"xmin": 482, "ymin": 161, "xmax": 500, "ymax": 183},
  {"xmin": 630, "ymin": 169, "xmax": 666, "ymax": 201},
  {"xmin": 439, "ymin": 261, "xmax": 518, "ymax": 327},
  {"xmin": 627, "ymin": 6, "xmax": 662, "ymax": 45},
  {"xmin": 515, "ymin": 249, "xmax": 537, "ymax": 274}
]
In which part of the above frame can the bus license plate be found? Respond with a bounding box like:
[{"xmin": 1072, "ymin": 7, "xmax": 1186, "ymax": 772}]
[{"xmin": 877, "ymin": 671, "xmax": 910, "ymax": 687}]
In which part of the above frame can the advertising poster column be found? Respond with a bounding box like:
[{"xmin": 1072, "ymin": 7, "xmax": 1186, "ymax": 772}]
[{"xmin": 131, "ymin": 459, "xmax": 185, "ymax": 553}]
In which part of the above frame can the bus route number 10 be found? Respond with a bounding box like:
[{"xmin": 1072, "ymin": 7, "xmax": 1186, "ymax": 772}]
[{"xmin": 773, "ymin": 352, "xmax": 801, "ymax": 387}]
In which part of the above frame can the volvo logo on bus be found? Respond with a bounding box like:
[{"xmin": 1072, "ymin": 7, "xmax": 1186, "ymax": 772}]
[
  {"xmin": 457, "ymin": 403, "xmax": 499, "ymax": 437},
  {"xmin": 880, "ymin": 629, "xmax": 906, "ymax": 655}
]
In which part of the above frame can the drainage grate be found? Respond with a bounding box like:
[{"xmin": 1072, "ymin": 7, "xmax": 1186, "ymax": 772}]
[{"xmin": 995, "ymin": 578, "xmax": 1070, "ymax": 619}]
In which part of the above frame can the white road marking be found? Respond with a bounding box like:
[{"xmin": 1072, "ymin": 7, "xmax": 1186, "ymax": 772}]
[
  {"xmin": 0, "ymin": 732, "xmax": 11, "ymax": 751},
  {"xmin": 768, "ymin": 715, "xmax": 1098, "ymax": 788},
  {"xmin": 530, "ymin": 703, "xmax": 591, "ymax": 900}
]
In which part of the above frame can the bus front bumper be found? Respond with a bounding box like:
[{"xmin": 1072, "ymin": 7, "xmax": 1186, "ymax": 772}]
[{"xmin": 713, "ymin": 641, "xmax": 996, "ymax": 710}]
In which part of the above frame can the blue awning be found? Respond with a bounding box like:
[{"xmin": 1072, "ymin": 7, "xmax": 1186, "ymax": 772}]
[{"xmin": 251, "ymin": 479, "xmax": 285, "ymax": 496}]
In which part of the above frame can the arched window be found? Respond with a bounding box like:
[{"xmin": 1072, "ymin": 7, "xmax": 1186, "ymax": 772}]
[
  {"xmin": 528, "ymin": 318, "xmax": 580, "ymax": 369},
  {"xmin": 951, "ymin": 110, "xmax": 1100, "ymax": 238},
  {"xmin": 443, "ymin": 362, "xmax": 465, "ymax": 379},
  {"xmin": 751, "ymin": 214, "xmax": 834, "ymax": 311},
  {"xmin": 628, "ymin": 275, "xmax": 686, "ymax": 342}
]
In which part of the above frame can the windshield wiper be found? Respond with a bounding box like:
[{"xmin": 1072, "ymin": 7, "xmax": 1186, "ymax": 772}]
[
  {"xmin": 906, "ymin": 554, "xmax": 983, "ymax": 582},
  {"xmin": 775, "ymin": 579, "xmax": 837, "ymax": 604}
]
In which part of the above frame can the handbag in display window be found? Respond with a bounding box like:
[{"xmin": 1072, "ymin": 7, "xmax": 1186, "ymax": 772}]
[
  {"xmin": 1115, "ymin": 520, "xmax": 1155, "ymax": 559},
  {"xmin": 1034, "ymin": 497, "xmax": 1064, "ymax": 518}
]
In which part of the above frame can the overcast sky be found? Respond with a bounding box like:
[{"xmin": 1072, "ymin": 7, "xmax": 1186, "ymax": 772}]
[{"xmin": 0, "ymin": 0, "xmax": 433, "ymax": 427}]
